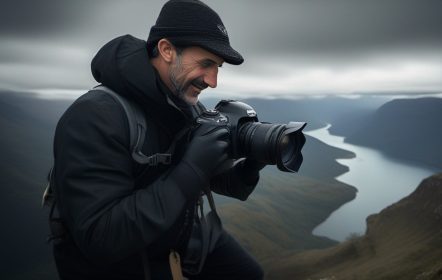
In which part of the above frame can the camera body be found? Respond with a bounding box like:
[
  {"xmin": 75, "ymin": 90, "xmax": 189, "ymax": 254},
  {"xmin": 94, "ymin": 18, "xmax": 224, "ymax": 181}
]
[
  {"xmin": 195, "ymin": 100, "xmax": 307, "ymax": 172},
  {"xmin": 195, "ymin": 100, "xmax": 257, "ymax": 158}
]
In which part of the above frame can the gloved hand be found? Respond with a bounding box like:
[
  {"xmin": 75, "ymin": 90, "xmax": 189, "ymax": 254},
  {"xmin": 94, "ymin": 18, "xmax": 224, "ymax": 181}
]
[
  {"xmin": 182, "ymin": 122, "xmax": 230, "ymax": 182},
  {"xmin": 235, "ymin": 158, "xmax": 267, "ymax": 185},
  {"xmin": 243, "ymin": 158, "xmax": 267, "ymax": 172}
]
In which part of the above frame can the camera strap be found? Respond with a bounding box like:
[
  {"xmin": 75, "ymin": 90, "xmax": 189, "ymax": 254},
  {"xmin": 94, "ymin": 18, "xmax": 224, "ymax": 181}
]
[
  {"xmin": 203, "ymin": 187, "xmax": 217, "ymax": 214},
  {"xmin": 181, "ymin": 187, "xmax": 222, "ymax": 276},
  {"xmin": 92, "ymin": 85, "xmax": 173, "ymax": 166}
]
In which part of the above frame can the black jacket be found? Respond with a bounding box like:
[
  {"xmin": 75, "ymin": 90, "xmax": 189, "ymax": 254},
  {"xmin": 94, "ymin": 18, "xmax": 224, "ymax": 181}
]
[{"xmin": 52, "ymin": 35, "xmax": 259, "ymax": 279}]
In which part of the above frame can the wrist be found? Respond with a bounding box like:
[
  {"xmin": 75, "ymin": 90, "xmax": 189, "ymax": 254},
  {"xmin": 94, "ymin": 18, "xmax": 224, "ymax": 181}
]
[{"xmin": 170, "ymin": 161, "xmax": 209, "ymax": 199}]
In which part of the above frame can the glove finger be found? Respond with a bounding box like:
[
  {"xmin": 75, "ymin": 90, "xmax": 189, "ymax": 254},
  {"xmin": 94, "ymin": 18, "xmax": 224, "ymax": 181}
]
[
  {"xmin": 244, "ymin": 158, "xmax": 267, "ymax": 171},
  {"xmin": 219, "ymin": 152, "xmax": 229, "ymax": 162},
  {"xmin": 216, "ymin": 139, "xmax": 230, "ymax": 153},
  {"xmin": 204, "ymin": 127, "xmax": 229, "ymax": 141},
  {"xmin": 196, "ymin": 123, "xmax": 228, "ymax": 137}
]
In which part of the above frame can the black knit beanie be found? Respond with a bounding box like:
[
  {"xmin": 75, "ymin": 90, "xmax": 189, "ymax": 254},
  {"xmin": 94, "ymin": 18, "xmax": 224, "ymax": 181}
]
[{"xmin": 147, "ymin": 0, "xmax": 244, "ymax": 65}]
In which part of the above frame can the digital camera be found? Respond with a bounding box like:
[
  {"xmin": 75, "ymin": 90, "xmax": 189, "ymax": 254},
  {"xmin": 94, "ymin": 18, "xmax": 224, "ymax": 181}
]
[{"xmin": 195, "ymin": 100, "xmax": 307, "ymax": 172}]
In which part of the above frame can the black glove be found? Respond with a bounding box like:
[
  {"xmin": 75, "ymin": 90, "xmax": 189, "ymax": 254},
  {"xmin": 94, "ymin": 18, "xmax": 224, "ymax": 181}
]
[
  {"xmin": 243, "ymin": 158, "xmax": 266, "ymax": 172},
  {"xmin": 182, "ymin": 122, "xmax": 230, "ymax": 182},
  {"xmin": 235, "ymin": 158, "xmax": 267, "ymax": 185}
]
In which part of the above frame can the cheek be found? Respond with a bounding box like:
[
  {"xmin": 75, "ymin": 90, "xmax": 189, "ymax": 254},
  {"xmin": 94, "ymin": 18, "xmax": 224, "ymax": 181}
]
[
  {"xmin": 173, "ymin": 64, "xmax": 205, "ymax": 86},
  {"xmin": 185, "ymin": 67, "xmax": 205, "ymax": 81}
]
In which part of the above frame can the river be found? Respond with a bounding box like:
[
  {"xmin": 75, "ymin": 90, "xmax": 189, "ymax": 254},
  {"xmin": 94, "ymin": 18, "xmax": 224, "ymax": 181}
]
[{"xmin": 305, "ymin": 124, "xmax": 439, "ymax": 242}]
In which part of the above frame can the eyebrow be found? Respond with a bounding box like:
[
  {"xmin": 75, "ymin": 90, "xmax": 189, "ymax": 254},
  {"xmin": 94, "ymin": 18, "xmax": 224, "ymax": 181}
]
[{"xmin": 199, "ymin": 58, "xmax": 223, "ymax": 67}]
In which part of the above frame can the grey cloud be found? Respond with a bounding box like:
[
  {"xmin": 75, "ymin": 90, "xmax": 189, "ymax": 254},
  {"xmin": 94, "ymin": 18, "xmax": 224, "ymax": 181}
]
[
  {"xmin": 1, "ymin": 0, "xmax": 441, "ymax": 94},
  {"xmin": 0, "ymin": 0, "xmax": 104, "ymax": 37},
  {"xmin": 3, "ymin": 0, "xmax": 442, "ymax": 54},
  {"xmin": 219, "ymin": 0, "xmax": 442, "ymax": 57}
]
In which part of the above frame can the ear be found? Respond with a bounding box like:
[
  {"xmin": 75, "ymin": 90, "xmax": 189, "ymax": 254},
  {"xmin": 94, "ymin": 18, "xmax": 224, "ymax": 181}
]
[{"xmin": 157, "ymin": 39, "xmax": 175, "ymax": 63}]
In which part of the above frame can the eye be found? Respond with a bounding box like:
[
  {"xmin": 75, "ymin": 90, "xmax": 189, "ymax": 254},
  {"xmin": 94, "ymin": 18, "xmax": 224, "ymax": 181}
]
[{"xmin": 199, "ymin": 60, "xmax": 215, "ymax": 68}]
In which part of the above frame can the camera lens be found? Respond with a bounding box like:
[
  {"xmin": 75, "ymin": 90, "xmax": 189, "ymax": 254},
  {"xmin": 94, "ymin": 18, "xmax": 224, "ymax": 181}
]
[
  {"xmin": 276, "ymin": 123, "xmax": 306, "ymax": 172},
  {"xmin": 213, "ymin": 99, "xmax": 306, "ymax": 173},
  {"xmin": 279, "ymin": 135, "xmax": 292, "ymax": 161},
  {"xmin": 237, "ymin": 121, "xmax": 306, "ymax": 172}
]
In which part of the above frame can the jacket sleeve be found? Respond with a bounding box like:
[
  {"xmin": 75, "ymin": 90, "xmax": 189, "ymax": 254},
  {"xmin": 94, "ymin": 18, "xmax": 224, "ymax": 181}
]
[
  {"xmin": 209, "ymin": 159, "xmax": 260, "ymax": 201},
  {"xmin": 53, "ymin": 93, "xmax": 203, "ymax": 264}
]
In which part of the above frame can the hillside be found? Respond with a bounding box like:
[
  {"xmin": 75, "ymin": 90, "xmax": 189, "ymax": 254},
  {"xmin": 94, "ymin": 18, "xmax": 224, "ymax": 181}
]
[
  {"xmin": 0, "ymin": 91, "xmax": 69, "ymax": 279},
  {"xmin": 219, "ymin": 169, "xmax": 356, "ymax": 263},
  {"xmin": 331, "ymin": 97, "xmax": 442, "ymax": 169},
  {"xmin": 266, "ymin": 173, "xmax": 442, "ymax": 280}
]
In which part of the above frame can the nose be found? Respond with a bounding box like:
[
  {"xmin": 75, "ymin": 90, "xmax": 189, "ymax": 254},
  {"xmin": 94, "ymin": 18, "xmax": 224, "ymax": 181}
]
[{"xmin": 203, "ymin": 67, "xmax": 218, "ymax": 88}]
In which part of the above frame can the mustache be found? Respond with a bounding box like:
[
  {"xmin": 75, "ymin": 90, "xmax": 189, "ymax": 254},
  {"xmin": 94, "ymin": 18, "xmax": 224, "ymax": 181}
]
[{"xmin": 190, "ymin": 78, "xmax": 208, "ymax": 90}]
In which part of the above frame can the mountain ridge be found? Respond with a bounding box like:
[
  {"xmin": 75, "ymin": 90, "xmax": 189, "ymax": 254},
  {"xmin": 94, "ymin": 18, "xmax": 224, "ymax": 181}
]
[{"xmin": 331, "ymin": 97, "xmax": 442, "ymax": 169}]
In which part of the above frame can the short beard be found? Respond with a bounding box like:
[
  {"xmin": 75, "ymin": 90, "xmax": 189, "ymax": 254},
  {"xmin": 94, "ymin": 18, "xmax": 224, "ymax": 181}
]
[
  {"xmin": 169, "ymin": 53, "xmax": 189, "ymax": 101},
  {"xmin": 168, "ymin": 54, "xmax": 209, "ymax": 105}
]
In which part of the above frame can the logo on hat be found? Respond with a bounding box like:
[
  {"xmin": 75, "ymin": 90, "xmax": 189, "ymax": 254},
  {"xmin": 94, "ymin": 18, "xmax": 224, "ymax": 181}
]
[{"xmin": 217, "ymin": 24, "xmax": 228, "ymax": 37}]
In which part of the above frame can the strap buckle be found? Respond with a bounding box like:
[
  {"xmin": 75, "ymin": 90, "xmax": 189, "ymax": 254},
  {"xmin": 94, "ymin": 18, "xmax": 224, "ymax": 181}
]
[{"xmin": 146, "ymin": 153, "xmax": 172, "ymax": 166}]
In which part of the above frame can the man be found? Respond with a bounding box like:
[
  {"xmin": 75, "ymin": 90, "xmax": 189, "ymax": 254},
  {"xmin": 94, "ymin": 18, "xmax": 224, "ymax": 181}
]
[{"xmin": 51, "ymin": 0, "xmax": 264, "ymax": 279}]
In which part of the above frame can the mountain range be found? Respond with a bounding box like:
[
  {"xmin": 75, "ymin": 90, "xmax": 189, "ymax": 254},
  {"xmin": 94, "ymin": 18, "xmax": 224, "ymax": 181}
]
[{"xmin": 330, "ymin": 97, "xmax": 442, "ymax": 169}]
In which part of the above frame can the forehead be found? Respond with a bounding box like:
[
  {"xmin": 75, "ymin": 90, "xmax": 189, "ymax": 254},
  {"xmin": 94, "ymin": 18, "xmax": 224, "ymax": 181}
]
[{"xmin": 182, "ymin": 46, "xmax": 224, "ymax": 65}]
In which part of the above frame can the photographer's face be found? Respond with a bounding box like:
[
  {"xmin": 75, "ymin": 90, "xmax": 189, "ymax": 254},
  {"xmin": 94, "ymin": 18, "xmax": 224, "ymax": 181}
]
[{"xmin": 169, "ymin": 46, "xmax": 223, "ymax": 105}]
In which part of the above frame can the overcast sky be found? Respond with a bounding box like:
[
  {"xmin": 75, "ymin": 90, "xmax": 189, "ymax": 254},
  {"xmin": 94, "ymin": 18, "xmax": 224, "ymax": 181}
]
[{"xmin": 1, "ymin": 0, "xmax": 442, "ymax": 99}]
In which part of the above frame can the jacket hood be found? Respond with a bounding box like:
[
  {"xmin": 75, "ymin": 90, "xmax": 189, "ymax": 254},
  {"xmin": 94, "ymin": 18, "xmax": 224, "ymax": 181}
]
[{"xmin": 91, "ymin": 35, "xmax": 188, "ymax": 133}]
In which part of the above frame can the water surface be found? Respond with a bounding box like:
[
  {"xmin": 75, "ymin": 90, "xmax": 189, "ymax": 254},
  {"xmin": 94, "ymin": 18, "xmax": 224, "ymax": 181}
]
[{"xmin": 305, "ymin": 125, "xmax": 439, "ymax": 241}]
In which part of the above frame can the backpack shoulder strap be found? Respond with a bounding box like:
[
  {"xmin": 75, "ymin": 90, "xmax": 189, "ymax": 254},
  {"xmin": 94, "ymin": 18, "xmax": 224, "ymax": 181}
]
[
  {"xmin": 42, "ymin": 167, "xmax": 54, "ymax": 207},
  {"xmin": 43, "ymin": 85, "xmax": 175, "ymax": 207},
  {"xmin": 92, "ymin": 85, "xmax": 171, "ymax": 166}
]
